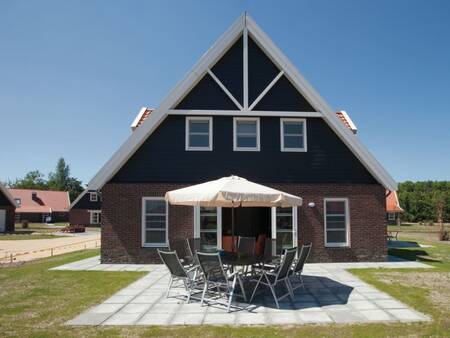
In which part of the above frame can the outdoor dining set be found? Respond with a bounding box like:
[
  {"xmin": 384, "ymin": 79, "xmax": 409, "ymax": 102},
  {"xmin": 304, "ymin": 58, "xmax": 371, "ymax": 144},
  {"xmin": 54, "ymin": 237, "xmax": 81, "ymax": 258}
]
[{"xmin": 158, "ymin": 237, "xmax": 312, "ymax": 312}]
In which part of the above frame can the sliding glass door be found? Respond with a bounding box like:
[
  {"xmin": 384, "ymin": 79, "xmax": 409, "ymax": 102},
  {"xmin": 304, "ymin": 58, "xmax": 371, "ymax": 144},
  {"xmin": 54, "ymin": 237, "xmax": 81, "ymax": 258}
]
[
  {"xmin": 271, "ymin": 206, "xmax": 298, "ymax": 254},
  {"xmin": 194, "ymin": 206, "xmax": 222, "ymax": 251}
]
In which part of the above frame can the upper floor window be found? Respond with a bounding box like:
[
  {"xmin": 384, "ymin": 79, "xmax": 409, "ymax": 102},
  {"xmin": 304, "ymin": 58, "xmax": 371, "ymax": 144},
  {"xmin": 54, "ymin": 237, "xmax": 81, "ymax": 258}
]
[
  {"xmin": 14, "ymin": 198, "xmax": 21, "ymax": 207},
  {"xmin": 233, "ymin": 117, "xmax": 260, "ymax": 151},
  {"xmin": 280, "ymin": 118, "xmax": 307, "ymax": 152},
  {"xmin": 324, "ymin": 198, "xmax": 350, "ymax": 247},
  {"xmin": 185, "ymin": 116, "xmax": 212, "ymax": 151},
  {"xmin": 89, "ymin": 192, "xmax": 98, "ymax": 202},
  {"xmin": 142, "ymin": 197, "xmax": 168, "ymax": 247}
]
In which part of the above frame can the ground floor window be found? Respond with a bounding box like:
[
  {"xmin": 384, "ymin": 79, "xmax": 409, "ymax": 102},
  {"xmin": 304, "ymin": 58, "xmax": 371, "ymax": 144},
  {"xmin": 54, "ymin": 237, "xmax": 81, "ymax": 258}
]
[
  {"xmin": 324, "ymin": 198, "xmax": 350, "ymax": 247},
  {"xmin": 142, "ymin": 197, "xmax": 168, "ymax": 247},
  {"xmin": 194, "ymin": 206, "xmax": 222, "ymax": 251},
  {"xmin": 271, "ymin": 206, "xmax": 298, "ymax": 254},
  {"xmin": 388, "ymin": 212, "xmax": 396, "ymax": 221},
  {"xmin": 14, "ymin": 213, "xmax": 20, "ymax": 222},
  {"xmin": 89, "ymin": 211, "xmax": 101, "ymax": 225}
]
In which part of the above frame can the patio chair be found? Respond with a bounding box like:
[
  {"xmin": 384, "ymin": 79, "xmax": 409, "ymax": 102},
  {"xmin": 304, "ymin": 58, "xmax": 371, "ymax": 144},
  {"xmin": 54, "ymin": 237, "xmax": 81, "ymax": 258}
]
[
  {"xmin": 157, "ymin": 250, "xmax": 202, "ymax": 302},
  {"xmin": 289, "ymin": 242, "xmax": 312, "ymax": 293},
  {"xmin": 249, "ymin": 247, "xmax": 297, "ymax": 309},
  {"xmin": 185, "ymin": 238, "xmax": 201, "ymax": 265},
  {"xmin": 238, "ymin": 236, "xmax": 256, "ymax": 256},
  {"xmin": 196, "ymin": 252, "xmax": 247, "ymax": 312},
  {"xmin": 169, "ymin": 240, "xmax": 191, "ymax": 266}
]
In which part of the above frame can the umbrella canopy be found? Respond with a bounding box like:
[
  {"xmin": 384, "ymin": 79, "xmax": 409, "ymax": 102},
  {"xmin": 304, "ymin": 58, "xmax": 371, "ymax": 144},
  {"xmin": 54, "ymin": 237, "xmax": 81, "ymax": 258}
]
[{"xmin": 165, "ymin": 175, "xmax": 302, "ymax": 207}]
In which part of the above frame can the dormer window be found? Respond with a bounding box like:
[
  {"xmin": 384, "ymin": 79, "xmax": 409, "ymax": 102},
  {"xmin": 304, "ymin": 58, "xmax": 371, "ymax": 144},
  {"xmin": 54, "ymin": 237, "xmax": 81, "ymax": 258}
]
[
  {"xmin": 14, "ymin": 198, "xmax": 21, "ymax": 207},
  {"xmin": 185, "ymin": 117, "xmax": 213, "ymax": 151},
  {"xmin": 280, "ymin": 118, "xmax": 307, "ymax": 152},
  {"xmin": 233, "ymin": 117, "xmax": 260, "ymax": 151},
  {"xmin": 89, "ymin": 192, "xmax": 98, "ymax": 202}
]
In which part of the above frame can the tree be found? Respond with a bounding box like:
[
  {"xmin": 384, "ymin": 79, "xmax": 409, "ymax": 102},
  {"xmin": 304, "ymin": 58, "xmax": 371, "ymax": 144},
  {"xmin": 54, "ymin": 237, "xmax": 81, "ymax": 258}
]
[
  {"xmin": 48, "ymin": 157, "xmax": 83, "ymax": 202},
  {"xmin": 48, "ymin": 158, "xmax": 70, "ymax": 191},
  {"xmin": 9, "ymin": 170, "xmax": 47, "ymax": 190}
]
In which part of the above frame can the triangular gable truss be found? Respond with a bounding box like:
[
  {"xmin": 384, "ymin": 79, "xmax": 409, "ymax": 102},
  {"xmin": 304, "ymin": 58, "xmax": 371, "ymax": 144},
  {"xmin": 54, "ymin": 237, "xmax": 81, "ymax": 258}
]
[{"xmin": 88, "ymin": 13, "xmax": 397, "ymax": 191}]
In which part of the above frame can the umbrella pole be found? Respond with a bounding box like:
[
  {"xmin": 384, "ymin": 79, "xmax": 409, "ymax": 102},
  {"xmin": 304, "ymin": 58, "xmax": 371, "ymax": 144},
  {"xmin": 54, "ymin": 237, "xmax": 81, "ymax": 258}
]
[{"xmin": 231, "ymin": 206, "xmax": 235, "ymax": 252}]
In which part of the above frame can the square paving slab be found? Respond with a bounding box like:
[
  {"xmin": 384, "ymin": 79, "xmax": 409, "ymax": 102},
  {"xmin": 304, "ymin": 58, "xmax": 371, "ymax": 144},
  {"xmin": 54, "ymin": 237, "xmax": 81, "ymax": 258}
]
[{"xmin": 61, "ymin": 256, "xmax": 431, "ymax": 326}]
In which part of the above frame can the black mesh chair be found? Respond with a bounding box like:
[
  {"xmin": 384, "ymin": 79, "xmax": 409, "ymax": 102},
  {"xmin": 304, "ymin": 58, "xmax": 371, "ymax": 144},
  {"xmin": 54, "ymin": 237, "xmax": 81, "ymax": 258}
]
[
  {"xmin": 196, "ymin": 252, "xmax": 247, "ymax": 312},
  {"xmin": 169, "ymin": 240, "xmax": 191, "ymax": 266},
  {"xmin": 238, "ymin": 236, "xmax": 255, "ymax": 256},
  {"xmin": 249, "ymin": 247, "xmax": 297, "ymax": 308},
  {"xmin": 185, "ymin": 238, "xmax": 201, "ymax": 265},
  {"xmin": 158, "ymin": 250, "xmax": 201, "ymax": 302},
  {"xmin": 289, "ymin": 242, "xmax": 312, "ymax": 293}
]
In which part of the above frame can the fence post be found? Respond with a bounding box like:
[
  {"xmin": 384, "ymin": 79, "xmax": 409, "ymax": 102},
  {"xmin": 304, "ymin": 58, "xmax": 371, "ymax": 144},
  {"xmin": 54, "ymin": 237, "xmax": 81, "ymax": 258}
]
[
  {"xmin": 51, "ymin": 248, "xmax": 53, "ymax": 257},
  {"xmin": 10, "ymin": 253, "xmax": 13, "ymax": 263}
]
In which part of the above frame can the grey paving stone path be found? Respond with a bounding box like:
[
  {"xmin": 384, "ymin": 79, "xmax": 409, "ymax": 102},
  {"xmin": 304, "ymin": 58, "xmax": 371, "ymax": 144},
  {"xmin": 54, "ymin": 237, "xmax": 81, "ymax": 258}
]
[{"xmin": 56, "ymin": 256, "xmax": 431, "ymax": 326}]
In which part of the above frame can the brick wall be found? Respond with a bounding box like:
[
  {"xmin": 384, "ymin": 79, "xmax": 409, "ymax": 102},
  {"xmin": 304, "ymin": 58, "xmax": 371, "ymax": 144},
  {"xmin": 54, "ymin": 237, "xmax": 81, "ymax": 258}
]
[
  {"xmin": 101, "ymin": 182, "xmax": 386, "ymax": 263},
  {"xmin": 69, "ymin": 209, "xmax": 92, "ymax": 226}
]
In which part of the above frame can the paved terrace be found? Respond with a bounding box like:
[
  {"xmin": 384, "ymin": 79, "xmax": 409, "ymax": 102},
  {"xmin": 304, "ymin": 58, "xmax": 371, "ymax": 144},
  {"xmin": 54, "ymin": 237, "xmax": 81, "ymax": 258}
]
[{"xmin": 53, "ymin": 256, "xmax": 431, "ymax": 326}]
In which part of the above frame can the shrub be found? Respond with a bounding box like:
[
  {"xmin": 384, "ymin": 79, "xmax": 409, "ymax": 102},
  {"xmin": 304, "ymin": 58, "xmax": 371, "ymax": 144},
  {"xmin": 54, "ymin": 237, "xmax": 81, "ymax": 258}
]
[{"xmin": 22, "ymin": 220, "xmax": 29, "ymax": 229}]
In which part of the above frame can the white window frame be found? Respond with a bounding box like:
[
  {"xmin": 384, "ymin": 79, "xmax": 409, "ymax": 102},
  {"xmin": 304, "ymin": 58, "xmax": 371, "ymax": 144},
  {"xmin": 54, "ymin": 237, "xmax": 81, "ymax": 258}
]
[
  {"xmin": 271, "ymin": 206, "xmax": 298, "ymax": 250},
  {"xmin": 388, "ymin": 212, "xmax": 396, "ymax": 221},
  {"xmin": 14, "ymin": 198, "xmax": 21, "ymax": 207},
  {"xmin": 280, "ymin": 118, "xmax": 307, "ymax": 152},
  {"xmin": 233, "ymin": 117, "xmax": 260, "ymax": 151},
  {"xmin": 324, "ymin": 198, "xmax": 350, "ymax": 247},
  {"xmin": 89, "ymin": 192, "xmax": 98, "ymax": 202},
  {"xmin": 88, "ymin": 210, "xmax": 101, "ymax": 224},
  {"xmin": 141, "ymin": 197, "xmax": 169, "ymax": 248},
  {"xmin": 185, "ymin": 116, "xmax": 213, "ymax": 151},
  {"xmin": 194, "ymin": 206, "xmax": 222, "ymax": 250}
]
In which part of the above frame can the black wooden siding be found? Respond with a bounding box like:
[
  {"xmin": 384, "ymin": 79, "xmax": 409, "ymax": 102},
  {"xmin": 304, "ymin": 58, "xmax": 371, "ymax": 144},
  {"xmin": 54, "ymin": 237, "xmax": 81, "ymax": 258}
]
[
  {"xmin": 248, "ymin": 36, "xmax": 280, "ymax": 105},
  {"xmin": 111, "ymin": 115, "xmax": 377, "ymax": 184},
  {"xmin": 72, "ymin": 192, "xmax": 102, "ymax": 210},
  {"xmin": 0, "ymin": 190, "xmax": 13, "ymax": 206},
  {"xmin": 211, "ymin": 36, "xmax": 243, "ymax": 105}
]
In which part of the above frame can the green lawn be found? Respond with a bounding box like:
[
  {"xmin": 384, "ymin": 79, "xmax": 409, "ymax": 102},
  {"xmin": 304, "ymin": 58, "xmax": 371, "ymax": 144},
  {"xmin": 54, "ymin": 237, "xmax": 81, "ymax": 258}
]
[{"xmin": 1, "ymin": 234, "xmax": 449, "ymax": 337}]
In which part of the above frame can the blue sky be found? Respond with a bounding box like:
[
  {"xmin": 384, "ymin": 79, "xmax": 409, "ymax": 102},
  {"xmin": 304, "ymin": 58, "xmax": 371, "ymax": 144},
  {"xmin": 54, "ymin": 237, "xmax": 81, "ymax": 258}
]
[{"xmin": 1, "ymin": 0, "xmax": 449, "ymax": 185}]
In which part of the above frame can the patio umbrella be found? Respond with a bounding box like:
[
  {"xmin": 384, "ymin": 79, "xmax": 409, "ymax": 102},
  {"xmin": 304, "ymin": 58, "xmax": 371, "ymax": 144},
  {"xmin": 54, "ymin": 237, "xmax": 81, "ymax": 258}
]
[{"xmin": 165, "ymin": 175, "xmax": 302, "ymax": 251}]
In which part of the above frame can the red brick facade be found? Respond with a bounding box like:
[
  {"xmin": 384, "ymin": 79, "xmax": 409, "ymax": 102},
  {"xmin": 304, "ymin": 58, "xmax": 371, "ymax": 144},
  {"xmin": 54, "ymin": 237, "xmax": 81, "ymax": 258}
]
[
  {"xmin": 101, "ymin": 182, "xmax": 387, "ymax": 264},
  {"xmin": 69, "ymin": 209, "xmax": 97, "ymax": 226}
]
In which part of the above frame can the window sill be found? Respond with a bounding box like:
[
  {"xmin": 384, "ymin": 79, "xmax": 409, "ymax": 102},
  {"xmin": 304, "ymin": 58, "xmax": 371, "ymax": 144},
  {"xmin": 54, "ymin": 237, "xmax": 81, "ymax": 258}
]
[
  {"xmin": 142, "ymin": 244, "xmax": 169, "ymax": 248},
  {"xmin": 325, "ymin": 244, "xmax": 351, "ymax": 248},
  {"xmin": 233, "ymin": 148, "xmax": 260, "ymax": 152},
  {"xmin": 281, "ymin": 148, "xmax": 307, "ymax": 152},
  {"xmin": 186, "ymin": 147, "xmax": 213, "ymax": 151}
]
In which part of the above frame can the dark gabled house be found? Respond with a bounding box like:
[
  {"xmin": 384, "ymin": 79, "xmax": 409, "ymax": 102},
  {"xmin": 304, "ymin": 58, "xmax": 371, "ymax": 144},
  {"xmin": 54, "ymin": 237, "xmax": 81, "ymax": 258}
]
[
  {"xmin": 0, "ymin": 184, "xmax": 17, "ymax": 233},
  {"xmin": 69, "ymin": 190, "xmax": 102, "ymax": 226},
  {"xmin": 87, "ymin": 13, "xmax": 397, "ymax": 264}
]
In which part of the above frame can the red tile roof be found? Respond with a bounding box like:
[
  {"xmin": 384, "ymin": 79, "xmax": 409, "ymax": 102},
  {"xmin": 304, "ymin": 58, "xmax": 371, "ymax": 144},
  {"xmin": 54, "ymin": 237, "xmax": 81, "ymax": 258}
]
[
  {"xmin": 336, "ymin": 111, "xmax": 357, "ymax": 134},
  {"xmin": 131, "ymin": 107, "xmax": 154, "ymax": 131},
  {"xmin": 386, "ymin": 190, "xmax": 404, "ymax": 213},
  {"xmin": 8, "ymin": 189, "xmax": 70, "ymax": 213}
]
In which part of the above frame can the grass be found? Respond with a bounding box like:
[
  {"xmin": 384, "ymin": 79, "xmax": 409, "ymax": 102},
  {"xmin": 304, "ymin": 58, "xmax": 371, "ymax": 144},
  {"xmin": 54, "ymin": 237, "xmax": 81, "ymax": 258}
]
[{"xmin": 1, "ymin": 232, "xmax": 449, "ymax": 337}]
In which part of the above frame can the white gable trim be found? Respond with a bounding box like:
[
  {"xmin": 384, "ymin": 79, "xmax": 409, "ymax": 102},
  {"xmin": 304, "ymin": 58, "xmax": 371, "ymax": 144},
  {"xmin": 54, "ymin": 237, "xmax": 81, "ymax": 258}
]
[
  {"xmin": 87, "ymin": 13, "xmax": 397, "ymax": 191},
  {"xmin": 0, "ymin": 184, "xmax": 18, "ymax": 207}
]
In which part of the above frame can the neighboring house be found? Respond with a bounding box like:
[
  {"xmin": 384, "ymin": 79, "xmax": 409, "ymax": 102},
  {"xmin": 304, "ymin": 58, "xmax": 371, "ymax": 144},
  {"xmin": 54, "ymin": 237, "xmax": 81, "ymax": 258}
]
[
  {"xmin": 386, "ymin": 190, "xmax": 404, "ymax": 225},
  {"xmin": 9, "ymin": 189, "xmax": 70, "ymax": 223},
  {"xmin": 69, "ymin": 190, "xmax": 102, "ymax": 226},
  {"xmin": 0, "ymin": 184, "xmax": 17, "ymax": 233},
  {"xmin": 86, "ymin": 13, "xmax": 396, "ymax": 264}
]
